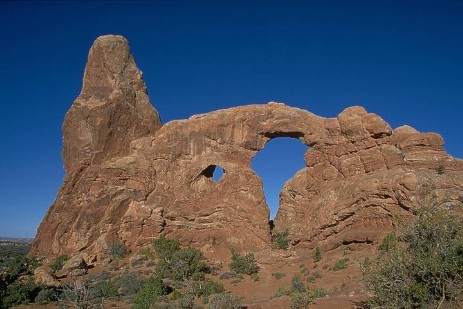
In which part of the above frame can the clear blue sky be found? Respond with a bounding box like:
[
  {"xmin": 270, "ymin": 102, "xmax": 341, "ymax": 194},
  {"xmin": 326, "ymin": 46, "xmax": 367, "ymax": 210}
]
[{"xmin": 1, "ymin": 1, "xmax": 462, "ymax": 237}]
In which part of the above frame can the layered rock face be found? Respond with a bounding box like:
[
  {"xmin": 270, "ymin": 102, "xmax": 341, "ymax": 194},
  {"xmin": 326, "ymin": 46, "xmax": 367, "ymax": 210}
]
[
  {"xmin": 31, "ymin": 35, "xmax": 463, "ymax": 261},
  {"xmin": 31, "ymin": 35, "xmax": 162, "ymax": 257}
]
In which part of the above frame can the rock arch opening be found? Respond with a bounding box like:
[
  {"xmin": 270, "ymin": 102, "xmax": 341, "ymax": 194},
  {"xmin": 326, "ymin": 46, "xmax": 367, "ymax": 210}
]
[
  {"xmin": 251, "ymin": 137, "xmax": 308, "ymax": 220},
  {"xmin": 202, "ymin": 164, "xmax": 225, "ymax": 182}
]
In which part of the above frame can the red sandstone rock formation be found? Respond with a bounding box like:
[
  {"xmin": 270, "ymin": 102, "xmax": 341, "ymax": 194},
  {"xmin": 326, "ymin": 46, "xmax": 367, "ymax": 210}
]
[{"xmin": 30, "ymin": 35, "xmax": 463, "ymax": 263}]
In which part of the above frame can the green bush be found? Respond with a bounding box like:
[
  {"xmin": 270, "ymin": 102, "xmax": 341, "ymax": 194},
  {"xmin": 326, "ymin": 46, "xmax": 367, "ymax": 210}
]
[
  {"xmin": 272, "ymin": 286, "xmax": 290, "ymax": 298},
  {"xmin": 34, "ymin": 287, "xmax": 57, "ymax": 304},
  {"xmin": 51, "ymin": 254, "xmax": 68, "ymax": 271},
  {"xmin": 272, "ymin": 231, "xmax": 290, "ymax": 250},
  {"xmin": 291, "ymin": 275, "xmax": 306, "ymax": 293},
  {"xmin": 272, "ymin": 272, "xmax": 285, "ymax": 280},
  {"xmin": 290, "ymin": 287, "xmax": 326, "ymax": 309},
  {"xmin": 91, "ymin": 280, "xmax": 118, "ymax": 299},
  {"xmin": 363, "ymin": 206, "xmax": 463, "ymax": 309},
  {"xmin": 4, "ymin": 255, "xmax": 38, "ymax": 281},
  {"xmin": 307, "ymin": 271, "xmax": 321, "ymax": 283},
  {"xmin": 208, "ymin": 293, "xmax": 242, "ymax": 309},
  {"xmin": 152, "ymin": 236, "xmax": 181, "ymax": 263},
  {"xmin": 114, "ymin": 272, "xmax": 145, "ymax": 299},
  {"xmin": 250, "ymin": 273, "xmax": 260, "ymax": 282},
  {"xmin": 1, "ymin": 278, "xmax": 38, "ymax": 308},
  {"xmin": 0, "ymin": 254, "xmax": 40, "ymax": 309},
  {"xmin": 132, "ymin": 275, "xmax": 170, "ymax": 309},
  {"xmin": 436, "ymin": 165, "xmax": 446, "ymax": 175},
  {"xmin": 331, "ymin": 258, "xmax": 349, "ymax": 271},
  {"xmin": 272, "ymin": 275, "xmax": 325, "ymax": 307},
  {"xmin": 158, "ymin": 293, "xmax": 194, "ymax": 308},
  {"xmin": 229, "ymin": 251, "xmax": 259, "ymax": 275},
  {"xmin": 155, "ymin": 245, "xmax": 208, "ymax": 281},
  {"xmin": 169, "ymin": 247, "xmax": 208, "ymax": 281},
  {"xmin": 138, "ymin": 247, "xmax": 155, "ymax": 260},
  {"xmin": 192, "ymin": 279, "xmax": 225, "ymax": 298},
  {"xmin": 378, "ymin": 231, "xmax": 399, "ymax": 252},
  {"xmin": 290, "ymin": 291, "xmax": 313, "ymax": 309},
  {"xmin": 109, "ymin": 240, "xmax": 127, "ymax": 259},
  {"xmin": 312, "ymin": 247, "xmax": 321, "ymax": 263},
  {"xmin": 153, "ymin": 236, "xmax": 209, "ymax": 281}
]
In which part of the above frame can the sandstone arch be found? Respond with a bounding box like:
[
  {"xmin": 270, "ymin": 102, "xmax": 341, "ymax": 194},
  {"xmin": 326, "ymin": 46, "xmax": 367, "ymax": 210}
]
[{"xmin": 31, "ymin": 35, "xmax": 463, "ymax": 261}]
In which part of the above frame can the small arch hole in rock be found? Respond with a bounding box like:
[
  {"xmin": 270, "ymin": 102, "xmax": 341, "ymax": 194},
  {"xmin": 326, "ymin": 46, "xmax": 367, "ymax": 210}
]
[
  {"xmin": 202, "ymin": 164, "xmax": 225, "ymax": 182},
  {"xmin": 251, "ymin": 137, "xmax": 308, "ymax": 220}
]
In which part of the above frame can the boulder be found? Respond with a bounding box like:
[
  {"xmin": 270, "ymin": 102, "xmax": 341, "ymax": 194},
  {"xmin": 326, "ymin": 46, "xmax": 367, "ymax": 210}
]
[
  {"xmin": 34, "ymin": 266, "xmax": 59, "ymax": 287},
  {"xmin": 62, "ymin": 254, "xmax": 87, "ymax": 271}
]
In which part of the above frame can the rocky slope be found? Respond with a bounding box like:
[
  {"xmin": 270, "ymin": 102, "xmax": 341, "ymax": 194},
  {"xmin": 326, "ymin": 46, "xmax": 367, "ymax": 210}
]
[{"xmin": 31, "ymin": 35, "xmax": 463, "ymax": 270}]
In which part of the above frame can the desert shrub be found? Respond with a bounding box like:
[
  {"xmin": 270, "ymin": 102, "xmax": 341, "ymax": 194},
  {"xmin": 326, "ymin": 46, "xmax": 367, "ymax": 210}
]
[
  {"xmin": 60, "ymin": 280, "xmax": 104, "ymax": 309},
  {"xmin": 208, "ymin": 293, "xmax": 241, "ymax": 309},
  {"xmin": 290, "ymin": 287, "xmax": 326, "ymax": 309},
  {"xmin": 109, "ymin": 240, "xmax": 127, "ymax": 259},
  {"xmin": 1, "ymin": 278, "xmax": 38, "ymax": 308},
  {"xmin": 131, "ymin": 257, "xmax": 146, "ymax": 268},
  {"xmin": 146, "ymin": 260, "xmax": 156, "ymax": 267},
  {"xmin": 250, "ymin": 273, "xmax": 260, "ymax": 281},
  {"xmin": 209, "ymin": 261, "xmax": 223, "ymax": 276},
  {"xmin": 87, "ymin": 271, "xmax": 112, "ymax": 285},
  {"xmin": 231, "ymin": 278, "xmax": 242, "ymax": 286},
  {"xmin": 290, "ymin": 291, "xmax": 313, "ymax": 309},
  {"xmin": 378, "ymin": 231, "xmax": 399, "ymax": 252},
  {"xmin": 291, "ymin": 275, "xmax": 306, "ymax": 293},
  {"xmin": 153, "ymin": 236, "xmax": 208, "ymax": 281},
  {"xmin": 114, "ymin": 272, "xmax": 145, "ymax": 299},
  {"xmin": 310, "ymin": 287, "xmax": 326, "ymax": 299},
  {"xmin": 34, "ymin": 287, "xmax": 57, "ymax": 304},
  {"xmin": 363, "ymin": 205, "xmax": 463, "ymax": 309},
  {"xmin": 436, "ymin": 165, "xmax": 445, "ymax": 175},
  {"xmin": 312, "ymin": 247, "xmax": 321, "ymax": 263},
  {"xmin": 272, "ymin": 276, "xmax": 325, "ymax": 306},
  {"xmin": 172, "ymin": 294, "xmax": 195, "ymax": 308},
  {"xmin": 331, "ymin": 258, "xmax": 349, "ymax": 271},
  {"xmin": 156, "ymin": 247, "xmax": 208, "ymax": 281},
  {"xmin": 271, "ymin": 286, "xmax": 290, "ymax": 298},
  {"xmin": 152, "ymin": 236, "xmax": 181, "ymax": 262},
  {"xmin": 307, "ymin": 271, "xmax": 321, "ymax": 283},
  {"xmin": 272, "ymin": 231, "xmax": 290, "ymax": 250},
  {"xmin": 169, "ymin": 289, "xmax": 182, "ymax": 301},
  {"xmin": 158, "ymin": 293, "xmax": 195, "ymax": 308},
  {"xmin": 169, "ymin": 247, "xmax": 208, "ymax": 281},
  {"xmin": 272, "ymin": 272, "xmax": 285, "ymax": 280},
  {"xmin": 229, "ymin": 251, "xmax": 259, "ymax": 275},
  {"xmin": 0, "ymin": 254, "xmax": 40, "ymax": 309},
  {"xmin": 132, "ymin": 275, "xmax": 170, "ymax": 309},
  {"xmin": 218, "ymin": 271, "xmax": 236, "ymax": 280},
  {"xmin": 91, "ymin": 280, "xmax": 118, "ymax": 299},
  {"xmin": 192, "ymin": 279, "xmax": 225, "ymax": 298},
  {"xmin": 4, "ymin": 255, "xmax": 38, "ymax": 281},
  {"xmin": 51, "ymin": 254, "xmax": 68, "ymax": 271},
  {"xmin": 138, "ymin": 247, "xmax": 155, "ymax": 260}
]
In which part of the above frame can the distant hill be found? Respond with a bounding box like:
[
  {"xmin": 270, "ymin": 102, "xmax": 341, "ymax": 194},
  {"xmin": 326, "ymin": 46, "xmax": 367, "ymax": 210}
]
[{"xmin": 0, "ymin": 237, "xmax": 34, "ymax": 243}]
